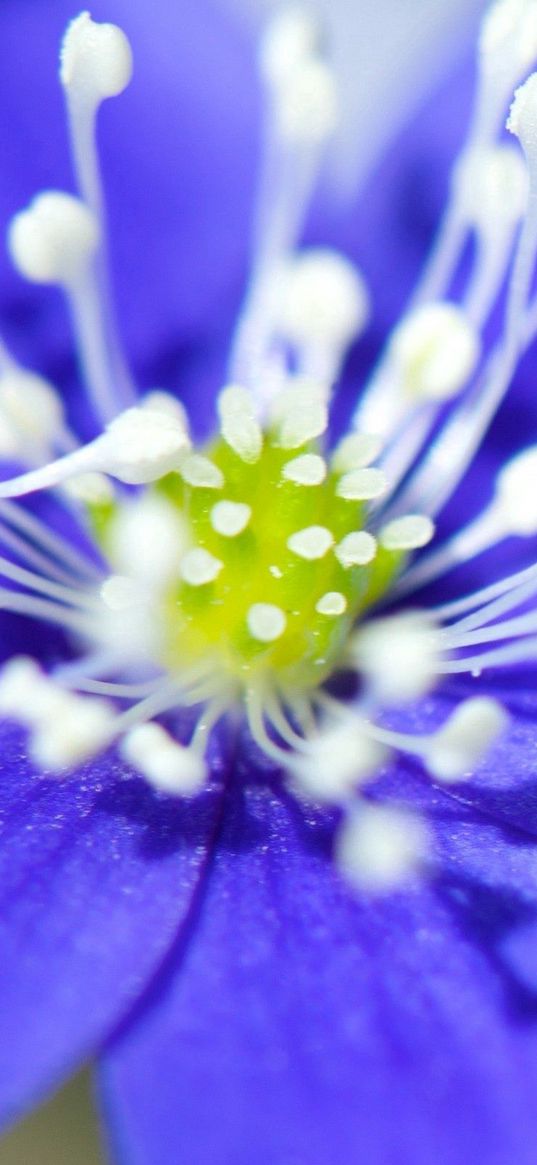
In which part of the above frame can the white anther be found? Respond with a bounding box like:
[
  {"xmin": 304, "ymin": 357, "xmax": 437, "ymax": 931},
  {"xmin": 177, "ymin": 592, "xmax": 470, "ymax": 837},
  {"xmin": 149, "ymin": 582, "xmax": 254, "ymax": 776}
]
[
  {"xmin": 8, "ymin": 191, "xmax": 99, "ymax": 286},
  {"xmin": 335, "ymin": 531, "xmax": 377, "ymax": 568},
  {"xmin": 247, "ymin": 602, "xmax": 287, "ymax": 642},
  {"xmin": 63, "ymin": 472, "xmax": 113, "ymax": 504},
  {"xmin": 289, "ymin": 716, "xmax": 386, "ymax": 803},
  {"xmin": 426, "ymin": 697, "xmax": 509, "ymax": 782},
  {"xmin": 277, "ymin": 249, "xmax": 370, "ymax": 350},
  {"xmin": 107, "ymin": 494, "xmax": 189, "ymax": 589},
  {"xmin": 379, "ymin": 515, "xmax": 435, "ymax": 552},
  {"xmin": 259, "ymin": 7, "xmax": 321, "ymax": 88},
  {"xmin": 455, "ymin": 144, "xmax": 528, "ymax": 229},
  {"xmin": 179, "ymin": 549, "xmax": 223, "ymax": 587},
  {"xmin": 495, "ymin": 445, "xmax": 537, "ymax": 534},
  {"xmin": 336, "ymin": 467, "xmax": 388, "ymax": 501},
  {"xmin": 180, "ymin": 454, "xmax": 224, "ymax": 490},
  {"xmin": 217, "ymin": 385, "xmax": 262, "ymax": 463},
  {"xmin": 121, "ymin": 722, "xmax": 207, "ymax": 796},
  {"xmin": 352, "ymin": 612, "xmax": 440, "ymax": 703},
  {"xmin": 272, "ymin": 379, "xmax": 328, "ymax": 448},
  {"xmin": 60, "ymin": 12, "xmax": 133, "ymax": 103},
  {"xmin": 0, "ymin": 368, "xmax": 64, "ymax": 454},
  {"xmin": 336, "ymin": 803, "xmax": 429, "ymax": 892},
  {"xmin": 97, "ymin": 407, "xmax": 190, "ymax": 484},
  {"xmin": 31, "ymin": 693, "xmax": 114, "ymax": 770},
  {"xmin": 315, "ymin": 591, "xmax": 347, "ymax": 617},
  {"xmin": 287, "ymin": 525, "xmax": 333, "ymax": 560},
  {"xmin": 387, "ymin": 303, "xmax": 480, "ymax": 402},
  {"xmin": 210, "ymin": 500, "xmax": 252, "ymax": 537},
  {"xmin": 282, "ymin": 453, "xmax": 327, "ymax": 485},
  {"xmin": 0, "ymin": 656, "xmax": 45, "ymax": 719},
  {"xmin": 507, "ymin": 72, "xmax": 537, "ymax": 149},
  {"xmin": 480, "ymin": 0, "xmax": 537, "ymax": 79},
  {"xmin": 332, "ymin": 433, "xmax": 383, "ymax": 473},
  {"xmin": 141, "ymin": 390, "xmax": 189, "ymax": 432},
  {"xmin": 100, "ymin": 574, "xmax": 145, "ymax": 612},
  {"xmin": 276, "ymin": 57, "xmax": 338, "ymax": 144}
]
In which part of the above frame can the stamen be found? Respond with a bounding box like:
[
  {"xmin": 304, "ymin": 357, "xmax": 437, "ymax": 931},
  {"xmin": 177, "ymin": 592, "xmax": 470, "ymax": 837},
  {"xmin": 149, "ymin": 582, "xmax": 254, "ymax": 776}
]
[
  {"xmin": 351, "ymin": 612, "xmax": 440, "ymax": 703},
  {"xmin": 120, "ymin": 721, "xmax": 207, "ymax": 796},
  {"xmin": 217, "ymin": 386, "xmax": 263, "ymax": 463},
  {"xmin": 425, "ymin": 697, "xmax": 509, "ymax": 782},
  {"xmin": 272, "ymin": 379, "xmax": 328, "ymax": 447},
  {"xmin": 288, "ymin": 714, "xmax": 386, "ymax": 803},
  {"xmin": 335, "ymin": 803, "xmax": 429, "ymax": 891}
]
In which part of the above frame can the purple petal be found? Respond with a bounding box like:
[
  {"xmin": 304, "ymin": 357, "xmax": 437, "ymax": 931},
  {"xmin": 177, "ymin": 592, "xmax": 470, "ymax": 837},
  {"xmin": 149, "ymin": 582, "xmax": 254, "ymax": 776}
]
[
  {"xmin": 99, "ymin": 748, "xmax": 537, "ymax": 1165},
  {"xmin": 0, "ymin": 722, "xmax": 227, "ymax": 1129}
]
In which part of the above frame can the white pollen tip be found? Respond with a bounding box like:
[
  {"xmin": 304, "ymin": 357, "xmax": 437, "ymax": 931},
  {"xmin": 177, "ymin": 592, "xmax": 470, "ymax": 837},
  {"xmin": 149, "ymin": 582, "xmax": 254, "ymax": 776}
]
[
  {"xmin": 180, "ymin": 548, "xmax": 223, "ymax": 587},
  {"xmin": 108, "ymin": 493, "xmax": 189, "ymax": 589},
  {"xmin": 335, "ymin": 531, "xmax": 377, "ymax": 568},
  {"xmin": 336, "ymin": 803, "xmax": 429, "ymax": 892},
  {"xmin": 332, "ymin": 433, "xmax": 383, "ymax": 473},
  {"xmin": 180, "ymin": 454, "xmax": 224, "ymax": 490},
  {"xmin": 121, "ymin": 722, "xmax": 207, "ymax": 796},
  {"xmin": 210, "ymin": 500, "xmax": 251, "ymax": 537},
  {"xmin": 380, "ymin": 515, "xmax": 435, "ymax": 552},
  {"xmin": 336, "ymin": 467, "xmax": 388, "ymax": 501},
  {"xmin": 287, "ymin": 525, "xmax": 333, "ymax": 560},
  {"xmin": 427, "ymin": 698, "xmax": 509, "ymax": 783},
  {"xmin": 282, "ymin": 453, "xmax": 327, "ymax": 486},
  {"xmin": 455, "ymin": 144, "xmax": 528, "ymax": 229},
  {"xmin": 352, "ymin": 612, "xmax": 440, "ymax": 703},
  {"xmin": 288, "ymin": 716, "xmax": 386, "ymax": 803},
  {"xmin": 8, "ymin": 191, "xmax": 99, "ymax": 285},
  {"xmin": 388, "ymin": 303, "xmax": 480, "ymax": 402},
  {"xmin": 217, "ymin": 385, "xmax": 262, "ymax": 463},
  {"xmin": 60, "ymin": 12, "xmax": 133, "ymax": 101},
  {"xmin": 259, "ymin": 7, "xmax": 321, "ymax": 88},
  {"xmin": 495, "ymin": 445, "xmax": 537, "ymax": 534},
  {"xmin": 507, "ymin": 73, "xmax": 537, "ymax": 144},
  {"xmin": 272, "ymin": 379, "xmax": 328, "ymax": 449},
  {"xmin": 481, "ymin": 0, "xmax": 537, "ymax": 79},
  {"xmin": 315, "ymin": 591, "xmax": 347, "ymax": 616},
  {"xmin": 100, "ymin": 407, "xmax": 190, "ymax": 484},
  {"xmin": 31, "ymin": 695, "xmax": 114, "ymax": 770},
  {"xmin": 278, "ymin": 249, "xmax": 370, "ymax": 350},
  {"xmin": 0, "ymin": 368, "xmax": 65, "ymax": 452},
  {"xmin": 247, "ymin": 602, "xmax": 287, "ymax": 643},
  {"xmin": 100, "ymin": 574, "xmax": 145, "ymax": 612}
]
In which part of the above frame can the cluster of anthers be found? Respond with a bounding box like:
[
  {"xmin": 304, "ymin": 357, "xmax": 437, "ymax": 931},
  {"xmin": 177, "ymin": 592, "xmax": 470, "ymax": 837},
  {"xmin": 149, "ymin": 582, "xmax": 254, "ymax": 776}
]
[{"xmin": 1, "ymin": 2, "xmax": 537, "ymax": 890}]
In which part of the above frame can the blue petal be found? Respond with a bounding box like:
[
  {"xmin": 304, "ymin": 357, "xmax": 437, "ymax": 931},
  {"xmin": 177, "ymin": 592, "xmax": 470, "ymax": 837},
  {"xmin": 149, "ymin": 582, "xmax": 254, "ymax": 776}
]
[
  {"xmin": 99, "ymin": 748, "xmax": 537, "ymax": 1165},
  {"xmin": 0, "ymin": 723, "xmax": 227, "ymax": 1130}
]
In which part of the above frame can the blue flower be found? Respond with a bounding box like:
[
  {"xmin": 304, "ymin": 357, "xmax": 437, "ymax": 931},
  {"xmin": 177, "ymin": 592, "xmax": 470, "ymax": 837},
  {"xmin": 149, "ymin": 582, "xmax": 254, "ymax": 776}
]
[{"xmin": 2, "ymin": 3, "xmax": 537, "ymax": 1164}]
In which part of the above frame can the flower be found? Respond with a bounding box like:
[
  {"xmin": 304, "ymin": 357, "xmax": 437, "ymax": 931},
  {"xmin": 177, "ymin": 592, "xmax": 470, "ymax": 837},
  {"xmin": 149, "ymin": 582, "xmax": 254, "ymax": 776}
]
[{"xmin": 2, "ymin": 2, "xmax": 537, "ymax": 1163}]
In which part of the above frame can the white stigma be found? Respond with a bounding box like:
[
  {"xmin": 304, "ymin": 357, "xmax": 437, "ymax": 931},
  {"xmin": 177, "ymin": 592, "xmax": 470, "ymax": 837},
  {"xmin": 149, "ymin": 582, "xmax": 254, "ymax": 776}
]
[
  {"xmin": 60, "ymin": 12, "xmax": 133, "ymax": 102},
  {"xmin": 282, "ymin": 453, "xmax": 327, "ymax": 485},
  {"xmin": 217, "ymin": 385, "xmax": 262, "ymax": 464},
  {"xmin": 380, "ymin": 515, "xmax": 435, "ymax": 552},
  {"xmin": 287, "ymin": 525, "xmax": 334, "ymax": 560},
  {"xmin": 352, "ymin": 612, "xmax": 440, "ymax": 703},
  {"xmin": 179, "ymin": 549, "xmax": 223, "ymax": 587},
  {"xmin": 335, "ymin": 531, "xmax": 377, "ymax": 568},
  {"xmin": 336, "ymin": 803, "xmax": 429, "ymax": 892},
  {"xmin": 277, "ymin": 248, "xmax": 370, "ymax": 351},
  {"xmin": 426, "ymin": 698, "xmax": 509, "ymax": 782},
  {"xmin": 8, "ymin": 191, "xmax": 99, "ymax": 286},
  {"xmin": 247, "ymin": 602, "xmax": 287, "ymax": 642},
  {"xmin": 121, "ymin": 722, "xmax": 207, "ymax": 796},
  {"xmin": 210, "ymin": 500, "xmax": 252, "ymax": 537},
  {"xmin": 315, "ymin": 591, "xmax": 347, "ymax": 617},
  {"xmin": 387, "ymin": 303, "xmax": 480, "ymax": 402},
  {"xmin": 336, "ymin": 467, "xmax": 388, "ymax": 501}
]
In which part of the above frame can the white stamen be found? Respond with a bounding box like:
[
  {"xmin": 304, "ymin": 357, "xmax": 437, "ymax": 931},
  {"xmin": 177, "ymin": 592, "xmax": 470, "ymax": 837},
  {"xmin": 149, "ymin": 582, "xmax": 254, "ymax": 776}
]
[
  {"xmin": 277, "ymin": 248, "xmax": 369, "ymax": 380},
  {"xmin": 210, "ymin": 500, "xmax": 252, "ymax": 537},
  {"xmin": 315, "ymin": 591, "xmax": 347, "ymax": 616},
  {"xmin": 495, "ymin": 444, "xmax": 537, "ymax": 534},
  {"xmin": 120, "ymin": 721, "xmax": 207, "ymax": 796},
  {"xmin": 282, "ymin": 452, "xmax": 326, "ymax": 485},
  {"xmin": 387, "ymin": 303, "xmax": 480, "ymax": 402},
  {"xmin": 100, "ymin": 575, "xmax": 145, "ymax": 612},
  {"xmin": 480, "ymin": 0, "xmax": 537, "ymax": 83},
  {"xmin": 247, "ymin": 602, "xmax": 287, "ymax": 642},
  {"xmin": 456, "ymin": 142, "xmax": 528, "ymax": 232},
  {"xmin": 426, "ymin": 697, "xmax": 509, "ymax": 782},
  {"xmin": 332, "ymin": 432, "xmax": 383, "ymax": 473},
  {"xmin": 379, "ymin": 515, "xmax": 435, "ymax": 552},
  {"xmin": 32, "ymin": 693, "xmax": 114, "ymax": 769},
  {"xmin": 335, "ymin": 531, "xmax": 377, "ymax": 568},
  {"xmin": 289, "ymin": 716, "xmax": 386, "ymax": 803},
  {"xmin": 107, "ymin": 493, "xmax": 189, "ymax": 589},
  {"xmin": 142, "ymin": 390, "xmax": 189, "ymax": 431},
  {"xmin": 180, "ymin": 454, "xmax": 224, "ymax": 490},
  {"xmin": 63, "ymin": 471, "xmax": 113, "ymax": 504},
  {"xmin": 179, "ymin": 549, "xmax": 223, "ymax": 587},
  {"xmin": 274, "ymin": 57, "xmax": 338, "ymax": 145},
  {"xmin": 336, "ymin": 803, "xmax": 429, "ymax": 892},
  {"xmin": 272, "ymin": 379, "xmax": 328, "ymax": 448},
  {"xmin": 287, "ymin": 525, "xmax": 333, "ymax": 560},
  {"xmin": 352, "ymin": 612, "xmax": 440, "ymax": 703},
  {"xmin": 8, "ymin": 192, "xmax": 99, "ymax": 286},
  {"xmin": 217, "ymin": 385, "xmax": 263, "ymax": 463},
  {"xmin": 259, "ymin": 7, "xmax": 321, "ymax": 89},
  {"xmin": 0, "ymin": 367, "xmax": 65, "ymax": 459},
  {"xmin": 60, "ymin": 12, "xmax": 133, "ymax": 102},
  {"xmin": 336, "ymin": 467, "xmax": 388, "ymax": 501}
]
